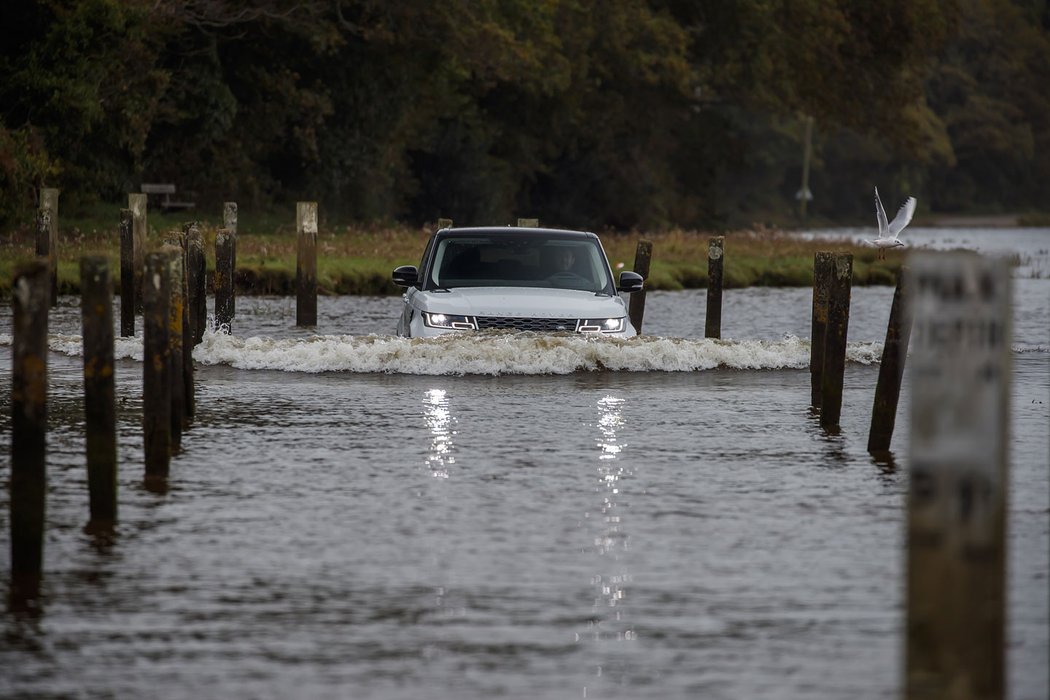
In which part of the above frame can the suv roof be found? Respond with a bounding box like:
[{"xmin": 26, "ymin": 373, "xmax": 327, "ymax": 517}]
[{"xmin": 436, "ymin": 226, "xmax": 598, "ymax": 240}]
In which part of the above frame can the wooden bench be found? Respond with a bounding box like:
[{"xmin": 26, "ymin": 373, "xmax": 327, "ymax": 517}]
[{"xmin": 141, "ymin": 183, "xmax": 196, "ymax": 212}]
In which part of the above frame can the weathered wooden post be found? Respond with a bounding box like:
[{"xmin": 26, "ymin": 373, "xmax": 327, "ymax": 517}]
[
  {"xmin": 80, "ymin": 257, "xmax": 117, "ymax": 525},
  {"xmin": 627, "ymin": 239, "xmax": 652, "ymax": 335},
  {"xmin": 296, "ymin": 202, "xmax": 318, "ymax": 327},
  {"xmin": 215, "ymin": 229, "xmax": 234, "ymax": 333},
  {"xmin": 10, "ymin": 261, "xmax": 49, "ymax": 599},
  {"xmin": 185, "ymin": 225, "xmax": 206, "ymax": 344},
  {"xmin": 437, "ymin": 218, "xmax": 453, "ymax": 230},
  {"xmin": 118, "ymin": 209, "xmax": 135, "ymax": 337},
  {"xmin": 223, "ymin": 202, "xmax": 237, "ymax": 313},
  {"xmin": 867, "ymin": 270, "xmax": 912, "ymax": 454},
  {"xmin": 517, "ymin": 218, "xmax": 539, "ymax": 227},
  {"xmin": 39, "ymin": 188, "xmax": 59, "ymax": 305},
  {"xmin": 810, "ymin": 252, "xmax": 834, "ymax": 408},
  {"xmin": 819, "ymin": 253, "xmax": 852, "ymax": 429},
  {"xmin": 143, "ymin": 252, "xmax": 171, "ymax": 482},
  {"xmin": 129, "ymin": 193, "xmax": 147, "ymax": 312},
  {"xmin": 705, "ymin": 236, "xmax": 725, "ymax": 339},
  {"xmin": 161, "ymin": 242, "xmax": 184, "ymax": 453},
  {"xmin": 178, "ymin": 237, "xmax": 194, "ymax": 425},
  {"xmin": 904, "ymin": 253, "xmax": 1010, "ymax": 700}
]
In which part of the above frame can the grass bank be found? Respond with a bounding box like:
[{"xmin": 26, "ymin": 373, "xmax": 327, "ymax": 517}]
[{"xmin": 0, "ymin": 205, "xmax": 903, "ymax": 297}]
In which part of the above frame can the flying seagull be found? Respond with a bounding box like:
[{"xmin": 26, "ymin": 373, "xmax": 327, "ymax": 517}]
[{"xmin": 868, "ymin": 187, "xmax": 916, "ymax": 260}]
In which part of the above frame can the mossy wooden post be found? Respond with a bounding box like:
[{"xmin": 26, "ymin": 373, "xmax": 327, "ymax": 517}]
[
  {"xmin": 215, "ymin": 230, "xmax": 234, "ymax": 333},
  {"xmin": 296, "ymin": 202, "xmax": 318, "ymax": 327},
  {"xmin": 517, "ymin": 218, "xmax": 539, "ymax": 227},
  {"xmin": 705, "ymin": 236, "xmax": 725, "ymax": 339},
  {"xmin": 39, "ymin": 188, "xmax": 59, "ymax": 305},
  {"xmin": 129, "ymin": 193, "xmax": 147, "ymax": 312},
  {"xmin": 118, "ymin": 209, "xmax": 135, "ymax": 337},
  {"xmin": 223, "ymin": 202, "xmax": 237, "ymax": 313},
  {"xmin": 627, "ymin": 239, "xmax": 652, "ymax": 335},
  {"xmin": 810, "ymin": 252, "xmax": 834, "ymax": 408},
  {"xmin": 819, "ymin": 253, "xmax": 852, "ymax": 429},
  {"xmin": 143, "ymin": 252, "xmax": 171, "ymax": 482},
  {"xmin": 185, "ymin": 226, "xmax": 206, "ymax": 345},
  {"xmin": 80, "ymin": 257, "xmax": 117, "ymax": 525},
  {"xmin": 437, "ymin": 218, "xmax": 453, "ymax": 230},
  {"xmin": 10, "ymin": 261, "xmax": 49, "ymax": 600},
  {"xmin": 178, "ymin": 235, "xmax": 194, "ymax": 424},
  {"xmin": 867, "ymin": 270, "xmax": 912, "ymax": 454},
  {"xmin": 905, "ymin": 253, "xmax": 1009, "ymax": 700},
  {"xmin": 161, "ymin": 242, "xmax": 184, "ymax": 453}
]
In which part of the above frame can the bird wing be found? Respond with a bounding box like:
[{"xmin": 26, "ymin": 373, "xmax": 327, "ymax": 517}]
[
  {"xmin": 888, "ymin": 196, "xmax": 916, "ymax": 239},
  {"xmin": 875, "ymin": 187, "xmax": 889, "ymax": 238}
]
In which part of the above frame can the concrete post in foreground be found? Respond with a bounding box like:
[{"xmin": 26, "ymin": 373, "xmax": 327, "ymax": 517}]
[
  {"xmin": 705, "ymin": 236, "xmax": 725, "ymax": 339},
  {"xmin": 296, "ymin": 202, "xmax": 318, "ymax": 327},
  {"xmin": 904, "ymin": 253, "xmax": 1009, "ymax": 700},
  {"xmin": 223, "ymin": 202, "xmax": 237, "ymax": 313},
  {"xmin": 10, "ymin": 261, "xmax": 49, "ymax": 599},
  {"xmin": 129, "ymin": 193, "xmax": 147, "ymax": 312},
  {"xmin": 627, "ymin": 239, "xmax": 652, "ymax": 335},
  {"xmin": 810, "ymin": 252, "xmax": 834, "ymax": 408},
  {"xmin": 215, "ymin": 229, "xmax": 234, "ymax": 333},
  {"xmin": 80, "ymin": 257, "xmax": 117, "ymax": 525},
  {"xmin": 819, "ymin": 253, "xmax": 852, "ymax": 429},
  {"xmin": 143, "ymin": 252, "xmax": 171, "ymax": 482},
  {"xmin": 119, "ymin": 209, "xmax": 135, "ymax": 337},
  {"xmin": 867, "ymin": 270, "xmax": 912, "ymax": 454}
]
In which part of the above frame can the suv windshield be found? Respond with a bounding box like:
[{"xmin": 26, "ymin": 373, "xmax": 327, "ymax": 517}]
[{"xmin": 426, "ymin": 234, "xmax": 614, "ymax": 293}]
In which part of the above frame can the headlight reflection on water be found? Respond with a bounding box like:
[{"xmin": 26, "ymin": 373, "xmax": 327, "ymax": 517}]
[{"xmin": 423, "ymin": 388, "xmax": 456, "ymax": 478}]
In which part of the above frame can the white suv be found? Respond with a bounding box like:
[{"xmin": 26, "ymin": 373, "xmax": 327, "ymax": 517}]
[{"xmin": 393, "ymin": 226, "xmax": 644, "ymax": 337}]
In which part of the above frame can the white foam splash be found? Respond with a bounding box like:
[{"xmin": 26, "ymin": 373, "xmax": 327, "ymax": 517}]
[{"xmin": 0, "ymin": 330, "xmax": 884, "ymax": 375}]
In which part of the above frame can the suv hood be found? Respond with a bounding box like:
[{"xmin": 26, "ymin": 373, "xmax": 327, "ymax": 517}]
[{"xmin": 415, "ymin": 286, "xmax": 627, "ymax": 318}]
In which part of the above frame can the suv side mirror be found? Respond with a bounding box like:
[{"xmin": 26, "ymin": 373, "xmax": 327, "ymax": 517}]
[
  {"xmin": 617, "ymin": 271, "xmax": 644, "ymax": 293},
  {"xmin": 392, "ymin": 265, "xmax": 419, "ymax": 287}
]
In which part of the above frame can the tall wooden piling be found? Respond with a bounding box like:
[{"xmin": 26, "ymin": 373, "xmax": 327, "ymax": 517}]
[
  {"xmin": 143, "ymin": 252, "xmax": 171, "ymax": 481},
  {"xmin": 161, "ymin": 243, "xmax": 184, "ymax": 453},
  {"xmin": 215, "ymin": 230, "xmax": 235, "ymax": 333},
  {"xmin": 185, "ymin": 226, "xmax": 206, "ymax": 344},
  {"xmin": 296, "ymin": 202, "xmax": 318, "ymax": 327},
  {"xmin": 819, "ymin": 253, "xmax": 852, "ymax": 429},
  {"xmin": 705, "ymin": 236, "xmax": 725, "ymax": 339},
  {"xmin": 129, "ymin": 193, "xmax": 147, "ymax": 312},
  {"xmin": 10, "ymin": 261, "xmax": 49, "ymax": 597},
  {"xmin": 627, "ymin": 239, "xmax": 652, "ymax": 334},
  {"xmin": 810, "ymin": 252, "xmax": 834, "ymax": 407},
  {"xmin": 517, "ymin": 218, "xmax": 539, "ymax": 227},
  {"xmin": 179, "ymin": 237, "xmax": 194, "ymax": 424},
  {"xmin": 119, "ymin": 209, "xmax": 135, "ymax": 337},
  {"xmin": 905, "ymin": 253, "xmax": 1010, "ymax": 700},
  {"xmin": 39, "ymin": 188, "xmax": 59, "ymax": 306},
  {"xmin": 867, "ymin": 271, "xmax": 912, "ymax": 454},
  {"xmin": 223, "ymin": 202, "xmax": 237, "ymax": 313},
  {"xmin": 80, "ymin": 257, "xmax": 117, "ymax": 525}
]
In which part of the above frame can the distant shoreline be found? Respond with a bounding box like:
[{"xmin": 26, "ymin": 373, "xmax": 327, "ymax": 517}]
[{"xmin": 920, "ymin": 214, "xmax": 1022, "ymax": 228}]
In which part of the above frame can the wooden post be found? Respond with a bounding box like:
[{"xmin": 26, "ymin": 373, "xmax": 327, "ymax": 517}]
[
  {"xmin": 819, "ymin": 253, "xmax": 852, "ymax": 429},
  {"xmin": 224, "ymin": 202, "xmax": 237, "ymax": 314},
  {"xmin": 129, "ymin": 193, "xmax": 147, "ymax": 312},
  {"xmin": 185, "ymin": 226, "xmax": 206, "ymax": 344},
  {"xmin": 10, "ymin": 261, "xmax": 49, "ymax": 599},
  {"xmin": 705, "ymin": 236, "xmax": 725, "ymax": 339},
  {"xmin": 161, "ymin": 243, "xmax": 184, "ymax": 453},
  {"xmin": 627, "ymin": 239, "xmax": 652, "ymax": 335},
  {"xmin": 143, "ymin": 252, "xmax": 171, "ymax": 482},
  {"xmin": 517, "ymin": 218, "xmax": 539, "ymax": 227},
  {"xmin": 179, "ymin": 237, "xmax": 194, "ymax": 425},
  {"xmin": 437, "ymin": 218, "xmax": 453, "ymax": 230},
  {"xmin": 215, "ymin": 229, "xmax": 234, "ymax": 333},
  {"xmin": 867, "ymin": 270, "xmax": 912, "ymax": 454},
  {"xmin": 904, "ymin": 253, "xmax": 1010, "ymax": 700},
  {"xmin": 80, "ymin": 257, "xmax": 117, "ymax": 525},
  {"xmin": 118, "ymin": 209, "xmax": 135, "ymax": 337},
  {"xmin": 38, "ymin": 188, "xmax": 59, "ymax": 306},
  {"xmin": 810, "ymin": 252, "xmax": 834, "ymax": 408},
  {"xmin": 296, "ymin": 202, "xmax": 318, "ymax": 327}
]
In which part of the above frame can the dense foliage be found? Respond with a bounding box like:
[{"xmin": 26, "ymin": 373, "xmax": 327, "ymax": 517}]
[{"xmin": 1, "ymin": 0, "xmax": 1047, "ymax": 229}]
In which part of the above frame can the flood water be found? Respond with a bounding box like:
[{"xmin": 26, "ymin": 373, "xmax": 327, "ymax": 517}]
[{"xmin": 1, "ymin": 228, "xmax": 1047, "ymax": 699}]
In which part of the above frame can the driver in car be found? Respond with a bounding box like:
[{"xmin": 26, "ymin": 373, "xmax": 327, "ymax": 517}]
[{"xmin": 550, "ymin": 247, "xmax": 575, "ymax": 273}]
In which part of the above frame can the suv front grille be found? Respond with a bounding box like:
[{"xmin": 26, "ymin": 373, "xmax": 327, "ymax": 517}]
[{"xmin": 476, "ymin": 316, "xmax": 578, "ymax": 333}]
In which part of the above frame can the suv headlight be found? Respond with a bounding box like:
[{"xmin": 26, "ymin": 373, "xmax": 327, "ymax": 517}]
[
  {"xmin": 423, "ymin": 312, "xmax": 478, "ymax": 330},
  {"xmin": 577, "ymin": 317, "xmax": 626, "ymax": 334}
]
